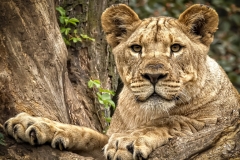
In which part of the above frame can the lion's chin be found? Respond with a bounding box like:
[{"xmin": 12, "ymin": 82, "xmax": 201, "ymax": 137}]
[{"xmin": 139, "ymin": 95, "xmax": 175, "ymax": 112}]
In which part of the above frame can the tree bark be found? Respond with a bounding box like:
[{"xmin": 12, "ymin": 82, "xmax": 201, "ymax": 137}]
[
  {"xmin": 149, "ymin": 119, "xmax": 240, "ymax": 159},
  {"xmin": 0, "ymin": 0, "xmax": 124, "ymax": 159}
]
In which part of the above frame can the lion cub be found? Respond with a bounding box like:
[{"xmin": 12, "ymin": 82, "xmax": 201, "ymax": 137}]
[{"xmin": 4, "ymin": 4, "xmax": 240, "ymax": 160}]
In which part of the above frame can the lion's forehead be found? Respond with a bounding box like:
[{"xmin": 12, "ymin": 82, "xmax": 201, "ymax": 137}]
[{"xmin": 128, "ymin": 17, "xmax": 188, "ymax": 46}]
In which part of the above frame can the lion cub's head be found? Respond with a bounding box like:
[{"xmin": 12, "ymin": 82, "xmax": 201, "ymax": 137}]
[{"xmin": 101, "ymin": 4, "xmax": 218, "ymax": 111}]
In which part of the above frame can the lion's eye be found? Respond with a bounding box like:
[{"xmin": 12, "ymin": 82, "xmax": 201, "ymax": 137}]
[
  {"xmin": 131, "ymin": 45, "xmax": 142, "ymax": 53},
  {"xmin": 170, "ymin": 44, "xmax": 182, "ymax": 52}
]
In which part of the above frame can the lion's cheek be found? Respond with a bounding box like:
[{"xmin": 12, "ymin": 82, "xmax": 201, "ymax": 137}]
[
  {"xmin": 120, "ymin": 65, "xmax": 134, "ymax": 84},
  {"xmin": 179, "ymin": 68, "xmax": 198, "ymax": 84},
  {"xmin": 125, "ymin": 72, "xmax": 131, "ymax": 84}
]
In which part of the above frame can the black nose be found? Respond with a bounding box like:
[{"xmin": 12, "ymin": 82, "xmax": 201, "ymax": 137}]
[{"xmin": 143, "ymin": 73, "xmax": 167, "ymax": 85}]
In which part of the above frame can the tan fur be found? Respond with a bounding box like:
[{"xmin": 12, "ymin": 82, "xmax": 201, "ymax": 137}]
[{"xmin": 4, "ymin": 4, "xmax": 240, "ymax": 160}]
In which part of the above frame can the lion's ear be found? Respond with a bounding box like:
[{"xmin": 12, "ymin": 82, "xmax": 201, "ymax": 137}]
[
  {"xmin": 178, "ymin": 4, "xmax": 219, "ymax": 46},
  {"xmin": 101, "ymin": 4, "xmax": 141, "ymax": 48}
]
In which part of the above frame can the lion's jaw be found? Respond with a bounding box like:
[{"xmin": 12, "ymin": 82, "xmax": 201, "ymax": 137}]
[{"xmin": 137, "ymin": 95, "xmax": 176, "ymax": 113}]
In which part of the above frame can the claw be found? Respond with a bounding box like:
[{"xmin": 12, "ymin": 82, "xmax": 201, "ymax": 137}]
[
  {"xmin": 135, "ymin": 151, "xmax": 147, "ymax": 160},
  {"xmin": 59, "ymin": 141, "xmax": 63, "ymax": 151},
  {"xmin": 13, "ymin": 125, "xmax": 18, "ymax": 134},
  {"xmin": 4, "ymin": 121, "xmax": 8, "ymax": 131},
  {"xmin": 55, "ymin": 139, "xmax": 65, "ymax": 151},
  {"xmin": 116, "ymin": 156, "xmax": 122, "ymax": 160},
  {"xmin": 29, "ymin": 128, "xmax": 38, "ymax": 145},
  {"xmin": 107, "ymin": 154, "xmax": 111, "ymax": 160},
  {"xmin": 116, "ymin": 140, "xmax": 119, "ymax": 150},
  {"xmin": 126, "ymin": 143, "xmax": 134, "ymax": 154}
]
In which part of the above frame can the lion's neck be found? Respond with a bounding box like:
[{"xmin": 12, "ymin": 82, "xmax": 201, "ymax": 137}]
[{"xmin": 107, "ymin": 86, "xmax": 170, "ymax": 135}]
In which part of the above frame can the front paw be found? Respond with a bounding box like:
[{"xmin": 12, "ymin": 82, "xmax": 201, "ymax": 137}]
[
  {"xmin": 104, "ymin": 133, "xmax": 152, "ymax": 160},
  {"xmin": 104, "ymin": 133, "xmax": 134, "ymax": 160},
  {"xmin": 51, "ymin": 130, "xmax": 70, "ymax": 150},
  {"xmin": 132, "ymin": 136, "xmax": 153, "ymax": 160},
  {"xmin": 4, "ymin": 112, "xmax": 36, "ymax": 142},
  {"xmin": 4, "ymin": 112, "xmax": 57, "ymax": 145},
  {"xmin": 25, "ymin": 122, "xmax": 57, "ymax": 145}
]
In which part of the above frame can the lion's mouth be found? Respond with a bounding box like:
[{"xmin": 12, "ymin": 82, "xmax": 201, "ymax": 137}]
[
  {"xmin": 136, "ymin": 91, "xmax": 176, "ymax": 111},
  {"xmin": 151, "ymin": 92, "xmax": 173, "ymax": 101},
  {"xmin": 137, "ymin": 92, "xmax": 174, "ymax": 102}
]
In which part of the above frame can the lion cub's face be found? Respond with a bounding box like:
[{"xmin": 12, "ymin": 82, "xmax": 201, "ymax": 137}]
[{"xmin": 102, "ymin": 4, "xmax": 218, "ymax": 111}]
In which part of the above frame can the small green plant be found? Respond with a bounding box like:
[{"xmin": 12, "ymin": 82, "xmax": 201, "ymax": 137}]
[
  {"xmin": 0, "ymin": 133, "xmax": 5, "ymax": 146},
  {"xmin": 88, "ymin": 79, "xmax": 115, "ymax": 123},
  {"xmin": 56, "ymin": 6, "xmax": 95, "ymax": 45}
]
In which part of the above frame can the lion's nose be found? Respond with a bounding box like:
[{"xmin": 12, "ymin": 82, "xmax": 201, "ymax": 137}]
[{"xmin": 143, "ymin": 73, "xmax": 167, "ymax": 85}]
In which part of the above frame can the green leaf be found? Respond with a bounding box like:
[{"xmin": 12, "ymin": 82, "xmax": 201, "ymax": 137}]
[
  {"xmin": 96, "ymin": 92, "xmax": 104, "ymax": 104},
  {"xmin": 105, "ymin": 117, "xmax": 111, "ymax": 123},
  {"xmin": 108, "ymin": 100, "xmax": 116, "ymax": 109},
  {"xmin": 71, "ymin": 37, "xmax": 82, "ymax": 43},
  {"xmin": 77, "ymin": 37, "xmax": 82, "ymax": 42},
  {"xmin": 80, "ymin": 34, "xmax": 95, "ymax": 41},
  {"xmin": 56, "ymin": 7, "xmax": 66, "ymax": 16},
  {"xmin": 59, "ymin": 16, "xmax": 67, "ymax": 24},
  {"xmin": 73, "ymin": 38, "xmax": 78, "ymax": 43},
  {"xmin": 60, "ymin": 27, "xmax": 66, "ymax": 33},
  {"xmin": 93, "ymin": 80, "xmax": 101, "ymax": 88},
  {"xmin": 70, "ymin": 18, "xmax": 79, "ymax": 23},
  {"xmin": 99, "ymin": 88, "xmax": 115, "ymax": 95},
  {"xmin": 73, "ymin": 29, "xmax": 78, "ymax": 34},
  {"xmin": 97, "ymin": 92, "xmax": 102, "ymax": 99},
  {"xmin": 88, "ymin": 80, "xmax": 94, "ymax": 88},
  {"xmin": 64, "ymin": 17, "xmax": 70, "ymax": 25},
  {"xmin": 98, "ymin": 98, "xmax": 104, "ymax": 105},
  {"xmin": 101, "ymin": 93, "xmax": 111, "ymax": 101},
  {"xmin": 68, "ymin": 18, "xmax": 79, "ymax": 26},
  {"xmin": 64, "ymin": 28, "xmax": 71, "ymax": 35},
  {"xmin": 63, "ymin": 37, "xmax": 71, "ymax": 46},
  {"xmin": 88, "ymin": 79, "xmax": 101, "ymax": 88}
]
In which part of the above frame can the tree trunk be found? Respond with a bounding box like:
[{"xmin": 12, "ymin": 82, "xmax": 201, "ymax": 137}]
[
  {"xmin": 149, "ymin": 119, "xmax": 240, "ymax": 159},
  {"xmin": 0, "ymin": 0, "xmax": 124, "ymax": 159}
]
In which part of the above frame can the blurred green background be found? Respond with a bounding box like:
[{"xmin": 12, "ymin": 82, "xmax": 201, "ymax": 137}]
[{"xmin": 129, "ymin": 0, "xmax": 240, "ymax": 92}]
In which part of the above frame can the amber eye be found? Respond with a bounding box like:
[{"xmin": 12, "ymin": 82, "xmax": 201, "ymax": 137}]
[
  {"xmin": 170, "ymin": 44, "xmax": 182, "ymax": 52},
  {"xmin": 131, "ymin": 45, "xmax": 142, "ymax": 53}
]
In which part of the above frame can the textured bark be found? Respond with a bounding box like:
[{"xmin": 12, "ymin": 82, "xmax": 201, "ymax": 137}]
[
  {"xmin": 149, "ymin": 119, "xmax": 240, "ymax": 159},
  {"xmin": 0, "ymin": 0, "xmax": 70, "ymax": 123},
  {"xmin": 55, "ymin": 0, "xmax": 124, "ymax": 130},
  {"xmin": 0, "ymin": 0, "xmax": 123, "ymax": 159}
]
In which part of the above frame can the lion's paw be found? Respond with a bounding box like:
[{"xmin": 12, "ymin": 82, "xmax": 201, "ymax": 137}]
[
  {"xmin": 51, "ymin": 131, "xmax": 70, "ymax": 150},
  {"xmin": 104, "ymin": 133, "xmax": 153, "ymax": 160},
  {"xmin": 4, "ymin": 112, "xmax": 58, "ymax": 145},
  {"xmin": 4, "ymin": 112, "xmax": 37, "ymax": 142},
  {"xmin": 4, "ymin": 112, "xmax": 109, "ymax": 152},
  {"xmin": 26, "ymin": 122, "xmax": 59, "ymax": 145}
]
